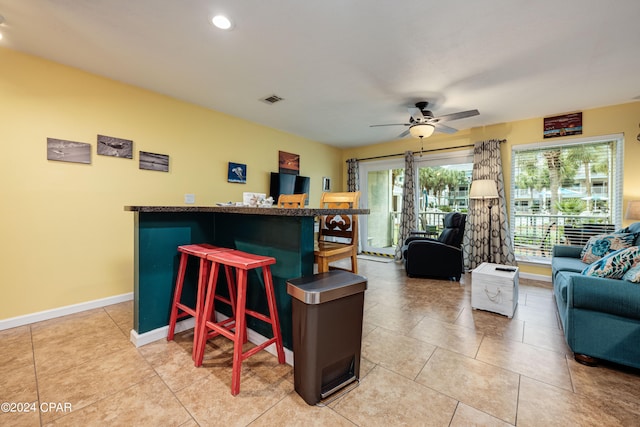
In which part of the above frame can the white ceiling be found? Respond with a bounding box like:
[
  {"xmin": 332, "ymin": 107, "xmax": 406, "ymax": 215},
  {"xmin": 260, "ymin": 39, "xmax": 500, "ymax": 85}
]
[{"xmin": 1, "ymin": 0, "xmax": 639, "ymax": 147}]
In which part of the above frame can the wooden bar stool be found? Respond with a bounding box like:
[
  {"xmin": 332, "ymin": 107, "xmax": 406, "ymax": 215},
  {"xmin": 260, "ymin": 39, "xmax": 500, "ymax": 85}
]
[
  {"xmin": 277, "ymin": 193, "xmax": 307, "ymax": 208},
  {"xmin": 167, "ymin": 243, "xmax": 234, "ymax": 360},
  {"xmin": 194, "ymin": 250, "xmax": 286, "ymax": 396},
  {"xmin": 315, "ymin": 191, "xmax": 360, "ymax": 273}
]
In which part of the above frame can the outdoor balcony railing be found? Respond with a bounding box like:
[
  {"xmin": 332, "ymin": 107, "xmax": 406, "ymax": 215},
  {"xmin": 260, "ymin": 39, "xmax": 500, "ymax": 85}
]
[
  {"xmin": 391, "ymin": 211, "xmax": 615, "ymax": 262},
  {"xmin": 512, "ymin": 213, "xmax": 614, "ymax": 261}
]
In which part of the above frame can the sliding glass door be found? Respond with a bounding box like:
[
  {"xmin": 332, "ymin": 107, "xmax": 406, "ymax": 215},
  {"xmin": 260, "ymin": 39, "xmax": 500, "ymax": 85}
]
[
  {"xmin": 358, "ymin": 150, "xmax": 473, "ymax": 256},
  {"xmin": 359, "ymin": 159, "xmax": 404, "ymax": 256}
]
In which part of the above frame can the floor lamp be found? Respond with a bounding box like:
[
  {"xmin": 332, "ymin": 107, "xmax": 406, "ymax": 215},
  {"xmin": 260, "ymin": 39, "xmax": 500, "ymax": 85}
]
[{"xmin": 470, "ymin": 179, "xmax": 499, "ymax": 263}]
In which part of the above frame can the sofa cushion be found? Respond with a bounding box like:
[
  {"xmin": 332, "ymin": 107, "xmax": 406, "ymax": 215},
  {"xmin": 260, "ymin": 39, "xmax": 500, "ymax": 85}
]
[
  {"xmin": 582, "ymin": 246, "xmax": 640, "ymax": 279},
  {"xmin": 552, "ymin": 256, "xmax": 589, "ymax": 278},
  {"xmin": 622, "ymin": 265, "xmax": 640, "ymax": 283},
  {"xmin": 580, "ymin": 232, "xmax": 637, "ymax": 264},
  {"xmin": 554, "ymin": 270, "xmax": 577, "ymax": 303},
  {"xmin": 568, "ymin": 275, "xmax": 640, "ymax": 320}
]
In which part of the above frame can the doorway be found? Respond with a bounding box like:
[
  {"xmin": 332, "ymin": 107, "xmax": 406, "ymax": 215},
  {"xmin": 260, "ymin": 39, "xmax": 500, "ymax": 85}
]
[{"xmin": 358, "ymin": 150, "xmax": 473, "ymax": 256}]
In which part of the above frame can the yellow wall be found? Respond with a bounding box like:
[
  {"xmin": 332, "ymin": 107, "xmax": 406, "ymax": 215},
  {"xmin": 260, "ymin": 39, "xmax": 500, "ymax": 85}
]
[
  {"xmin": 0, "ymin": 47, "xmax": 342, "ymax": 320},
  {"xmin": 3, "ymin": 44, "xmax": 639, "ymax": 319},
  {"xmin": 343, "ymin": 102, "xmax": 640, "ymax": 278}
]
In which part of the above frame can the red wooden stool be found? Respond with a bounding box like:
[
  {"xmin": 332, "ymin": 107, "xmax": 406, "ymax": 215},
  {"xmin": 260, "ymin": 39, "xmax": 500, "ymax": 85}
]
[
  {"xmin": 167, "ymin": 243, "xmax": 234, "ymax": 360},
  {"xmin": 194, "ymin": 250, "xmax": 286, "ymax": 395}
]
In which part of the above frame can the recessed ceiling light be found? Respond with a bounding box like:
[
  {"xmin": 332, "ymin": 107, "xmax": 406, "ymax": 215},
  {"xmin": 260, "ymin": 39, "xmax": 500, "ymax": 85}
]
[{"xmin": 212, "ymin": 15, "xmax": 232, "ymax": 30}]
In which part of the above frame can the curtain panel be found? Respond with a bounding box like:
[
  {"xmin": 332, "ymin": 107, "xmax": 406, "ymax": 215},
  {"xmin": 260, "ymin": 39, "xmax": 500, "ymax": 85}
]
[
  {"xmin": 347, "ymin": 158, "xmax": 359, "ymax": 192},
  {"xmin": 463, "ymin": 139, "xmax": 516, "ymax": 270},
  {"xmin": 395, "ymin": 151, "xmax": 417, "ymax": 261},
  {"xmin": 346, "ymin": 158, "xmax": 361, "ymax": 253}
]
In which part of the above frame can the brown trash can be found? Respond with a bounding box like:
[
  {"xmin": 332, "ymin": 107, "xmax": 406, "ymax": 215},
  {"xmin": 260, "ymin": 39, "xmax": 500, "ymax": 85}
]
[{"xmin": 287, "ymin": 270, "xmax": 367, "ymax": 405}]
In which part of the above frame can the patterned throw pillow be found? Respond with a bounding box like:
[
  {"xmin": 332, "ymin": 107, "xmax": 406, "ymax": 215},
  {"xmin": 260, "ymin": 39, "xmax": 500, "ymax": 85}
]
[
  {"xmin": 622, "ymin": 265, "xmax": 640, "ymax": 283},
  {"xmin": 582, "ymin": 246, "xmax": 640, "ymax": 279},
  {"xmin": 580, "ymin": 232, "xmax": 636, "ymax": 264}
]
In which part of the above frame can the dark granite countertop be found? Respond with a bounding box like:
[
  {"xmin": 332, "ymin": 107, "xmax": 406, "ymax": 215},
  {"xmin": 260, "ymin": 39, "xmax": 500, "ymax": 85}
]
[{"xmin": 124, "ymin": 206, "xmax": 369, "ymax": 216}]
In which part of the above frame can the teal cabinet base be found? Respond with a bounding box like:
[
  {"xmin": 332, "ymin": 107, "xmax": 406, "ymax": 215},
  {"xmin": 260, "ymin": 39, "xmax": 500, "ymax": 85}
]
[{"xmin": 133, "ymin": 211, "xmax": 315, "ymax": 349}]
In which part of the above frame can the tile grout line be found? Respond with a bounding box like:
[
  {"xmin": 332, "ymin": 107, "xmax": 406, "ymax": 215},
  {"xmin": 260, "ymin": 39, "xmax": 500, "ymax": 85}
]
[
  {"xmin": 28, "ymin": 325, "xmax": 43, "ymax": 427},
  {"xmin": 138, "ymin": 348, "xmax": 201, "ymax": 427}
]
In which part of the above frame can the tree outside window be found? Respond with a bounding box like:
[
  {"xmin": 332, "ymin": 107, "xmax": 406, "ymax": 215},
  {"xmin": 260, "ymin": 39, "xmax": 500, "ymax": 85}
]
[{"xmin": 511, "ymin": 138, "xmax": 620, "ymax": 260}]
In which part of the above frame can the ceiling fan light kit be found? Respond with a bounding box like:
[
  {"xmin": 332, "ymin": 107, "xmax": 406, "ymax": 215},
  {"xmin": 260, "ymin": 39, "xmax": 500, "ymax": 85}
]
[
  {"xmin": 409, "ymin": 123, "xmax": 435, "ymax": 139},
  {"xmin": 371, "ymin": 101, "xmax": 479, "ymax": 140}
]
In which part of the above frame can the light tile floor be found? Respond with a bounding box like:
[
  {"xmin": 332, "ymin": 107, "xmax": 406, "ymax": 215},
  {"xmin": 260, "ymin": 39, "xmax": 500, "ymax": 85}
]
[{"xmin": 2, "ymin": 259, "xmax": 640, "ymax": 426}]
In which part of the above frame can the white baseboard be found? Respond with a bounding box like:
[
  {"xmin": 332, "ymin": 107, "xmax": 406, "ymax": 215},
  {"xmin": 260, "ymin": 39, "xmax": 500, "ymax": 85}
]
[
  {"xmin": 2, "ymin": 294, "xmax": 295, "ymax": 365},
  {"xmin": 0, "ymin": 292, "xmax": 134, "ymax": 331},
  {"xmin": 519, "ymin": 272, "xmax": 552, "ymax": 282},
  {"xmin": 129, "ymin": 317, "xmax": 196, "ymax": 347},
  {"xmin": 130, "ymin": 312, "xmax": 294, "ymax": 366},
  {"xmin": 245, "ymin": 323, "xmax": 294, "ymax": 366}
]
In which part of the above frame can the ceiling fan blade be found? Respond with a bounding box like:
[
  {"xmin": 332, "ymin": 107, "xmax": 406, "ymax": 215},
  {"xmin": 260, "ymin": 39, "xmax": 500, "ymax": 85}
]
[
  {"xmin": 433, "ymin": 123, "xmax": 458, "ymax": 134},
  {"xmin": 398, "ymin": 129, "xmax": 410, "ymax": 138},
  {"xmin": 432, "ymin": 109, "xmax": 479, "ymax": 122},
  {"xmin": 408, "ymin": 107, "xmax": 424, "ymax": 121},
  {"xmin": 370, "ymin": 123, "xmax": 410, "ymax": 127}
]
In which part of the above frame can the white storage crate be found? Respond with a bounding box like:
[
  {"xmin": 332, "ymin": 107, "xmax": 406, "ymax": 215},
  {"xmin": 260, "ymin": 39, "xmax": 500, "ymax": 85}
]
[{"xmin": 471, "ymin": 263, "xmax": 519, "ymax": 318}]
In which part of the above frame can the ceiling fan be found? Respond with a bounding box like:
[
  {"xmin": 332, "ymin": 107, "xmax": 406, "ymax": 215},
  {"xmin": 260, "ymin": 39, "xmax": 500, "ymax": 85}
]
[{"xmin": 370, "ymin": 101, "xmax": 479, "ymax": 139}]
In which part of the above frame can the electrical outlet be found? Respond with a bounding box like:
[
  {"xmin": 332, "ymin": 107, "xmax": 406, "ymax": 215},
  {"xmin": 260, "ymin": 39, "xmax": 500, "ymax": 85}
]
[{"xmin": 184, "ymin": 193, "xmax": 195, "ymax": 204}]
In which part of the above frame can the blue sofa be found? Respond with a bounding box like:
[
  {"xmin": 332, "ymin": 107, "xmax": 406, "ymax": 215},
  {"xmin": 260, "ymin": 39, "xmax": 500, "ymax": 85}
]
[{"xmin": 551, "ymin": 222, "xmax": 640, "ymax": 368}]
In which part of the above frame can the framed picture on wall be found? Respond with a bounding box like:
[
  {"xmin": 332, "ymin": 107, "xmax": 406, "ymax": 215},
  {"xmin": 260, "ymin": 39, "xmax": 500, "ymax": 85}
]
[
  {"xmin": 47, "ymin": 138, "xmax": 91, "ymax": 164},
  {"xmin": 543, "ymin": 112, "xmax": 582, "ymax": 138},
  {"xmin": 97, "ymin": 134, "xmax": 133, "ymax": 158},
  {"xmin": 139, "ymin": 151, "xmax": 169, "ymax": 172},
  {"xmin": 322, "ymin": 177, "xmax": 331, "ymax": 192},
  {"xmin": 228, "ymin": 162, "xmax": 247, "ymax": 183},
  {"xmin": 278, "ymin": 151, "xmax": 299, "ymax": 175}
]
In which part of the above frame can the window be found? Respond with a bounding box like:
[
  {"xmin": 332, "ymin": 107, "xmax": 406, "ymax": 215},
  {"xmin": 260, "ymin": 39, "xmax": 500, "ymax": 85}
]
[{"xmin": 511, "ymin": 134, "xmax": 623, "ymax": 262}]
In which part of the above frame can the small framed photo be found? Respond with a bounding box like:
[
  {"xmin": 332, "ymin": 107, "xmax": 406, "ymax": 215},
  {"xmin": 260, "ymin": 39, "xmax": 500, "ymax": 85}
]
[
  {"xmin": 278, "ymin": 151, "xmax": 299, "ymax": 175},
  {"xmin": 47, "ymin": 138, "xmax": 91, "ymax": 164},
  {"xmin": 97, "ymin": 134, "xmax": 133, "ymax": 158},
  {"xmin": 322, "ymin": 177, "xmax": 331, "ymax": 191},
  {"xmin": 139, "ymin": 151, "xmax": 169, "ymax": 172},
  {"xmin": 543, "ymin": 112, "xmax": 582, "ymax": 139},
  {"xmin": 228, "ymin": 162, "xmax": 247, "ymax": 183}
]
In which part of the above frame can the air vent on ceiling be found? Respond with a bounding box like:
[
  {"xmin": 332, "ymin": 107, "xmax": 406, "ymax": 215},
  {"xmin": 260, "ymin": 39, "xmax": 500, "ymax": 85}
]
[{"xmin": 260, "ymin": 94, "xmax": 284, "ymax": 105}]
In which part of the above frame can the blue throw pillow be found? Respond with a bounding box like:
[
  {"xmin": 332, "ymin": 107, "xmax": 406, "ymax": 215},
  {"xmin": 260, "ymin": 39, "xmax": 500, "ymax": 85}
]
[
  {"xmin": 582, "ymin": 246, "xmax": 640, "ymax": 279},
  {"xmin": 580, "ymin": 232, "xmax": 637, "ymax": 264}
]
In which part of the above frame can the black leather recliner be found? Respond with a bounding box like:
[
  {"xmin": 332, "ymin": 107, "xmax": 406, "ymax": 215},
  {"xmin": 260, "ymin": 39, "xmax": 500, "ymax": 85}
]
[{"xmin": 403, "ymin": 212, "xmax": 467, "ymax": 280}]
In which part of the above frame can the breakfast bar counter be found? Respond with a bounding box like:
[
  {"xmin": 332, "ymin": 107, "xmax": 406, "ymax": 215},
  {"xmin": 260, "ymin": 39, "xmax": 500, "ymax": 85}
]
[{"xmin": 125, "ymin": 205, "xmax": 368, "ymax": 349}]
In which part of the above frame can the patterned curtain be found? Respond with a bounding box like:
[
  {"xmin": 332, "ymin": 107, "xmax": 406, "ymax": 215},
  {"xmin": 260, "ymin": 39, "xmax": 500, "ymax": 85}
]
[
  {"xmin": 347, "ymin": 158, "xmax": 359, "ymax": 192},
  {"xmin": 346, "ymin": 158, "xmax": 361, "ymax": 252},
  {"xmin": 395, "ymin": 151, "xmax": 417, "ymax": 261},
  {"xmin": 463, "ymin": 139, "xmax": 516, "ymax": 270}
]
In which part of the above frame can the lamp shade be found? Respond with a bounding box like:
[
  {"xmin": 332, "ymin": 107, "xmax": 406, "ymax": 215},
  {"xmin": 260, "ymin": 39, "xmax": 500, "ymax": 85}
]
[
  {"xmin": 626, "ymin": 200, "xmax": 640, "ymax": 220},
  {"xmin": 409, "ymin": 124, "xmax": 435, "ymax": 139},
  {"xmin": 469, "ymin": 179, "xmax": 499, "ymax": 199}
]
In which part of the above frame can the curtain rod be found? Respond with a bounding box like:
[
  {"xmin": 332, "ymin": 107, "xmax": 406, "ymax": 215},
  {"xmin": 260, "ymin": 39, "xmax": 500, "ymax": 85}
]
[{"xmin": 348, "ymin": 139, "xmax": 506, "ymax": 162}]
